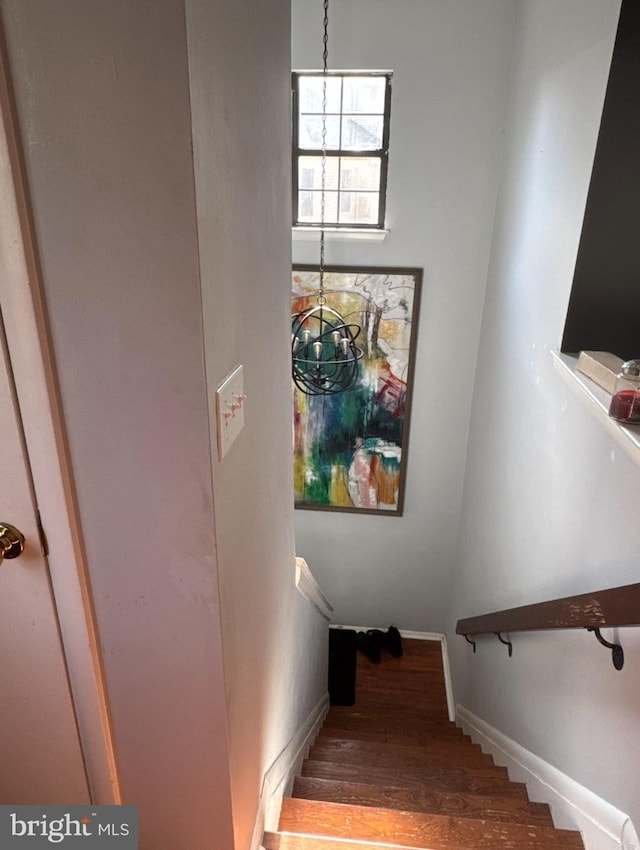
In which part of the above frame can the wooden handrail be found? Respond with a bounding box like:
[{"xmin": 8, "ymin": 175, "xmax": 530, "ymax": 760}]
[
  {"xmin": 456, "ymin": 583, "xmax": 640, "ymax": 670},
  {"xmin": 456, "ymin": 582, "xmax": 640, "ymax": 636}
]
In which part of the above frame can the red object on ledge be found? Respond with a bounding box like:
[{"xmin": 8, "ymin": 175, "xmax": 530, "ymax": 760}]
[
  {"xmin": 608, "ymin": 358, "xmax": 640, "ymax": 423},
  {"xmin": 608, "ymin": 389, "xmax": 640, "ymax": 423}
]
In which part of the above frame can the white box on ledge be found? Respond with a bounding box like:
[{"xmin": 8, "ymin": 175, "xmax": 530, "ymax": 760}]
[{"xmin": 576, "ymin": 350, "xmax": 623, "ymax": 394}]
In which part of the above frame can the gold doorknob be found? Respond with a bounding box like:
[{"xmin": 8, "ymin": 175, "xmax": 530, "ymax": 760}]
[{"xmin": 0, "ymin": 523, "xmax": 25, "ymax": 563}]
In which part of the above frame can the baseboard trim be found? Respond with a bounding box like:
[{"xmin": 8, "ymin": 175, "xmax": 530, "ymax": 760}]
[
  {"xmin": 456, "ymin": 704, "xmax": 640, "ymax": 850},
  {"xmin": 330, "ymin": 626, "xmax": 455, "ymax": 722},
  {"xmin": 250, "ymin": 692, "xmax": 330, "ymax": 850}
]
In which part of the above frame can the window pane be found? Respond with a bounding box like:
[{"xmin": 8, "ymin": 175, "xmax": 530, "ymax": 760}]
[
  {"xmin": 341, "ymin": 116, "xmax": 384, "ymax": 150},
  {"xmin": 339, "ymin": 157, "xmax": 381, "ymax": 191},
  {"xmin": 338, "ymin": 191, "xmax": 379, "ymax": 225},
  {"xmin": 297, "ymin": 190, "xmax": 339, "ymax": 224},
  {"xmin": 298, "ymin": 76, "xmax": 341, "ymax": 114},
  {"xmin": 322, "ymin": 191, "xmax": 339, "ymax": 223},
  {"xmin": 299, "ymin": 156, "xmax": 339, "ymax": 190},
  {"xmin": 299, "ymin": 191, "xmax": 314, "ymax": 218},
  {"xmin": 342, "ymin": 76, "xmax": 386, "ymax": 114},
  {"xmin": 299, "ymin": 115, "xmax": 341, "ymax": 150}
]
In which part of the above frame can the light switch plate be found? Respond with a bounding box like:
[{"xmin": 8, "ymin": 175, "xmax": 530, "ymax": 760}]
[{"xmin": 215, "ymin": 365, "xmax": 245, "ymax": 460}]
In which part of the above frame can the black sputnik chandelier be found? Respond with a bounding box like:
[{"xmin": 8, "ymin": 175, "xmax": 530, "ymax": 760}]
[{"xmin": 291, "ymin": 0, "xmax": 363, "ymax": 396}]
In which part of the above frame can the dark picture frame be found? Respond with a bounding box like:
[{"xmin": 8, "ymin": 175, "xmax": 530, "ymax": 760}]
[{"xmin": 292, "ymin": 265, "xmax": 422, "ymax": 515}]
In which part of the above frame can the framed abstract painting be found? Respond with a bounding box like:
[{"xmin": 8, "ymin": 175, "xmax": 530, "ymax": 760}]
[{"xmin": 292, "ymin": 265, "xmax": 422, "ymax": 515}]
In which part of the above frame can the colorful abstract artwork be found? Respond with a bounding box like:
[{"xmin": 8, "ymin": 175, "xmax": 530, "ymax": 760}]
[{"xmin": 292, "ymin": 265, "xmax": 422, "ymax": 515}]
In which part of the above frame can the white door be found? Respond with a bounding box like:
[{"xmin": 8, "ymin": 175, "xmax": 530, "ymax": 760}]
[{"xmin": 0, "ymin": 313, "xmax": 90, "ymax": 803}]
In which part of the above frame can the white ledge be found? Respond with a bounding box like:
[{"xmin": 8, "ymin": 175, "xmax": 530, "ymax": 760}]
[
  {"xmin": 292, "ymin": 226, "xmax": 389, "ymax": 243},
  {"xmin": 552, "ymin": 351, "xmax": 640, "ymax": 468},
  {"xmin": 295, "ymin": 557, "xmax": 333, "ymax": 621}
]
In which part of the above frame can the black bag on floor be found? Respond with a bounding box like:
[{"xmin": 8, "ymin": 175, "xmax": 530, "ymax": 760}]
[{"xmin": 328, "ymin": 628, "xmax": 357, "ymax": 706}]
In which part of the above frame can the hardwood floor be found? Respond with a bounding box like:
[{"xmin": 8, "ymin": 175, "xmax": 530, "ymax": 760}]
[{"xmin": 263, "ymin": 636, "xmax": 584, "ymax": 850}]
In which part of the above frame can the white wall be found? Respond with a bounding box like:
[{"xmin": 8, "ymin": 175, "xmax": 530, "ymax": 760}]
[
  {"xmin": 448, "ymin": 0, "xmax": 640, "ymax": 833},
  {"xmin": 1, "ymin": 2, "xmax": 235, "ymax": 846},
  {"xmin": 186, "ymin": 2, "xmax": 329, "ymax": 848},
  {"xmin": 2, "ymin": 2, "xmax": 328, "ymax": 849},
  {"xmin": 292, "ymin": 0, "xmax": 517, "ymax": 630}
]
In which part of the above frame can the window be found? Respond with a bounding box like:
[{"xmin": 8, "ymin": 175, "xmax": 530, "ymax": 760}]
[{"xmin": 292, "ymin": 71, "xmax": 392, "ymax": 229}]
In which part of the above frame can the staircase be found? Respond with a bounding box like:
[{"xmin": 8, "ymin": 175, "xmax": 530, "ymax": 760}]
[{"xmin": 263, "ymin": 637, "xmax": 584, "ymax": 850}]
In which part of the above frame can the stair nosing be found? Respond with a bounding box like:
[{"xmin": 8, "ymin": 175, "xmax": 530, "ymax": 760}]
[{"xmin": 264, "ymin": 830, "xmax": 445, "ymax": 850}]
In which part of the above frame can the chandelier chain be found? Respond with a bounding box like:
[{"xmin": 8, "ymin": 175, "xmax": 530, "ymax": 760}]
[
  {"xmin": 319, "ymin": 0, "xmax": 329, "ymax": 292},
  {"xmin": 322, "ymin": 0, "xmax": 329, "ymax": 72},
  {"xmin": 290, "ymin": 0, "xmax": 363, "ymax": 397}
]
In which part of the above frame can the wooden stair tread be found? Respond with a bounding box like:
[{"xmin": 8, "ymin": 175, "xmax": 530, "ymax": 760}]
[
  {"xmin": 357, "ymin": 677, "xmax": 447, "ymax": 687},
  {"xmin": 356, "ymin": 690, "xmax": 449, "ymax": 702},
  {"xmin": 355, "ymin": 675, "xmax": 448, "ymax": 689},
  {"xmin": 322, "ymin": 725, "xmax": 459, "ymax": 739},
  {"xmin": 355, "ymin": 683, "xmax": 449, "ymax": 697},
  {"xmin": 328, "ymin": 703, "xmax": 455, "ymax": 716},
  {"xmin": 316, "ymin": 726, "xmax": 482, "ymax": 753},
  {"xmin": 350, "ymin": 706, "xmax": 450, "ymax": 723},
  {"xmin": 292, "ymin": 776, "xmax": 552, "ymax": 825},
  {"xmin": 263, "ymin": 833, "xmax": 431, "ymax": 850},
  {"xmin": 301, "ymin": 759, "xmax": 526, "ymax": 796},
  {"xmin": 351, "ymin": 698, "xmax": 450, "ymax": 718},
  {"xmin": 327, "ymin": 727, "xmax": 458, "ymax": 741},
  {"xmin": 357, "ymin": 666, "xmax": 448, "ymax": 679},
  {"xmin": 309, "ymin": 743, "xmax": 504, "ymax": 776},
  {"xmin": 312, "ymin": 736, "xmax": 495, "ymax": 765},
  {"xmin": 324, "ymin": 718, "xmax": 466, "ymax": 739},
  {"xmin": 357, "ymin": 665, "xmax": 448, "ymax": 679},
  {"xmin": 354, "ymin": 698, "xmax": 449, "ymax": 708},
  {"xmin": 317, "ymin": 730, "xmax": 481, "ymax": 749},
  {"xmin": 278, "ymin": 799, "xmax": 584, "ymax": 850},
  {"xmin": 357, "ymin": 676, "xmax": 448, "ymax": 689},
  {"xmin": 327, "ymin": 706, "xmax": 457, "ymax": 724}
]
